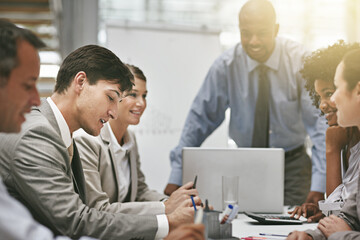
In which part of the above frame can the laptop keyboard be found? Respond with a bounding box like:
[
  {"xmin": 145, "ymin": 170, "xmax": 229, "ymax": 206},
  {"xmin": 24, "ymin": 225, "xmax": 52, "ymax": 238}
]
[{"xmin": 263, "ymin": 215, "xmax": 297, "ymax": 220}]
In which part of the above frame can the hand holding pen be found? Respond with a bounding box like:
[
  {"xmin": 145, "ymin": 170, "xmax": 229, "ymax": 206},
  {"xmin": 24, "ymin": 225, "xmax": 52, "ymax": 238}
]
[
  {"xmin": 166, "ymin": 195, "xmax": 202, "ymax": 232},
  {"xmin": 191, "ymin": 175, "xmax": 198, "ymax": 211},
  {"xmin": 164, "ymin": 180, "xmax": 199, "ymax": 214}
]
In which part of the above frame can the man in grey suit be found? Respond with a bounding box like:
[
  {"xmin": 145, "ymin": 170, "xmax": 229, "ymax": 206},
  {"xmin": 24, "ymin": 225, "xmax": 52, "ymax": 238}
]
[
  {"xmin": 0, "ymin": 19, "xmax": 96, "ymax": 240},
  {"xmin": 0, "ymin": 42, "xmax": 199, "ymax": 239}
]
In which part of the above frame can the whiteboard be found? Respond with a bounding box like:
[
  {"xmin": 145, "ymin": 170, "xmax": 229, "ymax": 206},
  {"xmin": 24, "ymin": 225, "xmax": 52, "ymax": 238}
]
[{"xmin": 106, "ymin": 21, "xmax": 229, "ymax": 192}]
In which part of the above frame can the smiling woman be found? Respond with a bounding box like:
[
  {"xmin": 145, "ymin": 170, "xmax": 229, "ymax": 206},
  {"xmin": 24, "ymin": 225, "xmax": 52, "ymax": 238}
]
[
  {"xmin": 288, "ymin": 41, "xmax": 360, "ymax": 223},
  {"xmin": 332, "ymin": 49, "xmax": 360, "ymax": 129},
  {"xmin": 295, "ymin": 49, "xmax": 360, "ymax": 240}
]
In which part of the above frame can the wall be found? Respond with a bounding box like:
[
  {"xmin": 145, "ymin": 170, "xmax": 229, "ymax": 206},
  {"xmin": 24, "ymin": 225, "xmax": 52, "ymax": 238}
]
[{"xmin": 106, "ymin": 21, "xmax": 228, "ymax": 192}]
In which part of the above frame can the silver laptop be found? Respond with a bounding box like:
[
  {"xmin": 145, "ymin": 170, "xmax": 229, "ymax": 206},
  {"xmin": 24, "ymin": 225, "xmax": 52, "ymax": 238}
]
[{"xmin": 182, "ymin": 147, "xmax": 284, "ymax": 213}]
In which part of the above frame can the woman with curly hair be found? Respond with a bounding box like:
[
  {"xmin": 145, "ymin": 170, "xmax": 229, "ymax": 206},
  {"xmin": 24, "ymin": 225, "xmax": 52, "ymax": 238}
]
[{"xmin": 289, "ymin": 41, "xmax": 360, "ymax": 222}]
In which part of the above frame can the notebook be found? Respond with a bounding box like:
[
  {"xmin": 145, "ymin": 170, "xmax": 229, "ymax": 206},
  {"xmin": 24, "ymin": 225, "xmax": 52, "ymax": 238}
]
[{"xmin": 182, "ymin": 147, "xmax": 284, "ymax": 213}]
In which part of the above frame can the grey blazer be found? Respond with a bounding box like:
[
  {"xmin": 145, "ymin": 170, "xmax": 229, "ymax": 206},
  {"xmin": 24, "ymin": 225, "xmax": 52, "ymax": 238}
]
[
  {"xmin": 306, "ymin": 171, "xmax": 360, "ymax": 240},
  {"xmin": 74, "ymin": 126, "xmax": 167, "ymax": 215},
  {"xmin": 0, "ymin": 99, "xmax": 157, "ymax": 240}
]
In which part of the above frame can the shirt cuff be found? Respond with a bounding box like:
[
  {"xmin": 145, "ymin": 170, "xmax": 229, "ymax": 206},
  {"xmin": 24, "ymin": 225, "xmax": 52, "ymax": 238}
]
[
  {"xmin": 160, "ymin": 202, "xmax": 166, "ymax": 213},
  {"xmin": 310, "ymin": 171, "xmax": 326, "ymax": 193},
  {"xmin": 168, "ymin": 168, "xmax": 182, "ymax": 186},
  {"xmin": 160, "ymin": 197, "xmax": 169, "ymax": 203},
  {"xmin": 154, "ymin": 214, "xmax": 169, "ymax": 239}
]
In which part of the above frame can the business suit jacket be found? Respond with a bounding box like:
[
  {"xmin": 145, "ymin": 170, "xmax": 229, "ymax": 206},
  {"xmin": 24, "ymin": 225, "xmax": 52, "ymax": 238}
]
[
  {"xmin": 0, "ymin": 99, "xmax": 157, "ymax": 240},
  {"xmin": 306, "ymin": 170, "xmax": 360, "ymax": 240},
  {"xmin": 74, "ymin": 125, "xmax": 167, "ymax": 215}
]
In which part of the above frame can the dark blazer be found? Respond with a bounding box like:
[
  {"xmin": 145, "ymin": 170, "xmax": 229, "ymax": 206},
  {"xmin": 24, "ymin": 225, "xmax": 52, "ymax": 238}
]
[{"xmin": 0, "ymin": 99, "xmax": 157, "ymax": 240}]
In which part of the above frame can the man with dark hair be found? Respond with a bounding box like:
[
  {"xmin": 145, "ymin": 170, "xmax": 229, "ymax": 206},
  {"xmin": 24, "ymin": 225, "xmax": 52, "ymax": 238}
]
[
  {"xmin": 0, "ymin": 36, "xmax": 198, "ymax": 239},
  {"xmin": 0, "ymin": 20, "xmax": 44, "ymax": 132},
  {"xmin": 0, "ymin": 19, "xmax": 96, "ymax": 240},
  {"xmin": 165, "ymin": 0, "xmax": 327, "ymax": 206}
]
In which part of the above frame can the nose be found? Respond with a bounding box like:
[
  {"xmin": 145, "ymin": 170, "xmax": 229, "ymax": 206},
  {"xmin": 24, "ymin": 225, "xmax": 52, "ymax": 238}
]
[
  {"xmin": 249, "ymin": 34, "xmax": 260, "ymax": 46},
  {"xmin": 319, "ymin": 99, "xmax": 328, "ymax": 113},
  {"xmin": 108, "ymin": 103, "xmax": 119, "ymax": 120},
  {"xmin": 30, "ymin": 87, "xmax": 41, "ymax": 107},
  {"xmin": 136, "ymin": 97, "xmax": 145, "ymax": 108},
  {"xmin": 330, "ymin": 92, "xmax": 336, "ymax": 106}
]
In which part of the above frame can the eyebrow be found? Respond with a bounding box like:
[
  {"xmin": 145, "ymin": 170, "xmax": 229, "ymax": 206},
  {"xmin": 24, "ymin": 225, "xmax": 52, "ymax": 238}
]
[
  {"xmin": 30, "ymin": 76, "xmax": 38, "ymax": 81},
  {"xmin": 320, "ymin": 87, "xmax": 334, "ymax": 92},
  {"xmin": 109, "ymin": 89, "xmax": 120, "ymax": 98}
]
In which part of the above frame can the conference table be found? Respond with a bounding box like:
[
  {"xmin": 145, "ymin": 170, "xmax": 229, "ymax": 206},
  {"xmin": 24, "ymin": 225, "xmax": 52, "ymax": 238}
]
[{"xmin": 231, "ymin": 213, "xmax": 318, "ymax": 239}]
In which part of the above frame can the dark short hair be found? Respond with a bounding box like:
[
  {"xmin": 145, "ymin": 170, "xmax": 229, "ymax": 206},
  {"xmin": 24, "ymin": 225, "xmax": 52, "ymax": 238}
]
[
  {"xmin": 0, "ymin": 19, "xmax": 45, "ymax": 87},
  {"xmin": 54, "ymin": 45, "xmax": 134, "ymax": 94},
  {"xmin": 301, "ymin": 40, "xmax": 360, "ymax": 108},
  {"xmin": 126, "ymin": 64, "xmax": 147, "ymax": 82},
  {"xmin": 342, "ymin": 48, "xmax": 360, "ymax": 91}
]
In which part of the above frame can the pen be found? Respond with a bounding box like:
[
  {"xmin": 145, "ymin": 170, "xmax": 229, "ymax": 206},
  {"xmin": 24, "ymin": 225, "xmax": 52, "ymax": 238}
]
[
  {"xmin": 191, "ymin": 195, "xmax": 197, "ymax": 211},
  {"xmin": 194, "ymin": 207, "xmax": 203, "ymax": 224},
  {"xmin": 241, "ymin": 237, "xmax": 282, "ymax": 240},
  {"xmin": 193, "ymin": 175, "xmax": 198, "ymax": 189},
  {"xmin": 259, "ymin": 233, "xmax": 288, "ymax": 237},
  {"xmin": 204, "ymin": 199, "xmax": 210, "ymax": 212},
  {"xmin": 240, "ymin": 237, "xmax": 266, "ymax": 240}
]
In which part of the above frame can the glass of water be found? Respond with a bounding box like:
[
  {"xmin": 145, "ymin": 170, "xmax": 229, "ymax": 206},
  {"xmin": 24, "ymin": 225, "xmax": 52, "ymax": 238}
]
[{"xmin": 222, "ymin": 175, "xmax": 239, "ymax": 210}]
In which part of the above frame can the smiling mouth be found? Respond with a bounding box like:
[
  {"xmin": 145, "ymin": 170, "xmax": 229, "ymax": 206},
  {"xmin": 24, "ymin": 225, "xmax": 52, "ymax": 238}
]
[
  {"xmin": 250, "ymin": 47, "xmax": 262, "ymax": 52},
  {"xmin": 130, "ymin": 110, "xmax": 141, "ymax": 115}
]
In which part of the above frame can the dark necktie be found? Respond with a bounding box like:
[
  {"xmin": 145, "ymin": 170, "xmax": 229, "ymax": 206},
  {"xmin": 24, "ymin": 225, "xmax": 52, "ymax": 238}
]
[
  {"xmin": 70, "ymin": 141, "xmax": 86, "ymax": 203},
  {"xmin": 252, "ymin": 64, "xmax": 270, "ymax": 147}
]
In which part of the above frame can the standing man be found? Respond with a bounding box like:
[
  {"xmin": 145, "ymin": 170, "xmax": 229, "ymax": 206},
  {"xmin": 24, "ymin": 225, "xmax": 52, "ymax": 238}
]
[
  {"xmin": 165, "ymin": 0, "xmax": 327, "ymax": 206},
  {"xmin": 0, "ymin": 41, "xmax": 198, "ymax": 239}
]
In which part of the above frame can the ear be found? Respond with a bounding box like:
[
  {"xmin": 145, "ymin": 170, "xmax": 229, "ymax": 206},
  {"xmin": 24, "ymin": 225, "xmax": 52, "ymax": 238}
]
[
  {"xmin": 356, "ymin": 81, "xmax": 360, "ymax": 96},
  {"xmin": 73, "ymin": 71, "xmax": 87, "ymax": 94}
]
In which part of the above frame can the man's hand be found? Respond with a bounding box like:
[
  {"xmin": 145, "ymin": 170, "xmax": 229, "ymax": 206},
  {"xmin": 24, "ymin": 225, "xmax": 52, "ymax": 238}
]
[
  {"xmin": 164, "ymin": 183, "xmax": 180, "ymax": 196},
  {"xmin": 305, "ymin": 191, "xmax": 324, "ymax": 205},
  {"xmin": 287, "ymin": 231, "xmax": 313, "ymax": 240},
  {"xmin": 164, "ymin": 224, "xmax": 205, "ymax": 240},
  {"xmin": 288, "ymin": 203, "xmax": 324, "ymax": 222},
  {"xmin": 318, "ymin": 215, "xmax": 351, "ymax": 238},
  {"xmin": 164, "ymin": 181, "xmax": 199, "ymax": 214},
  {"xmin": 167, "ymin": 196, "xmax": 202, "ymax": 232}
]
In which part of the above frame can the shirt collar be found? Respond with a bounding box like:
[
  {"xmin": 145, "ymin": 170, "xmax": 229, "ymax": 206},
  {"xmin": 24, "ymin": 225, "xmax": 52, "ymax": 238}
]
[
  {"xmin": 247, "ymin": 38, "xmax": 281, "ymax": 73},
  {"xmin": 46, "ymin": 97, "xmax": 72, "ymax": 148},
  {"xmin": 107, "ymin": 123, "xmax": 132, "ymax": 151}
]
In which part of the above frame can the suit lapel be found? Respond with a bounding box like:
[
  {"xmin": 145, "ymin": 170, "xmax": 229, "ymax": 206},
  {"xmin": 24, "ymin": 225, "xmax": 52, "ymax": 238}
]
[
  {"xmin": 100, "ymin": 126, "xmax": 121, "ymax": 199},
  {"xmin": 37, "ymin": 99, "xmax": 86, "ymax": 203}
]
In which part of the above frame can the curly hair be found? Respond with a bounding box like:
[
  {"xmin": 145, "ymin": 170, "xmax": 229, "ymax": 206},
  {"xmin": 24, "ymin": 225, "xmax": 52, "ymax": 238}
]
[{"xmin": 301, "ymin": 40, "xmax": 360, "ymax": 108}]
